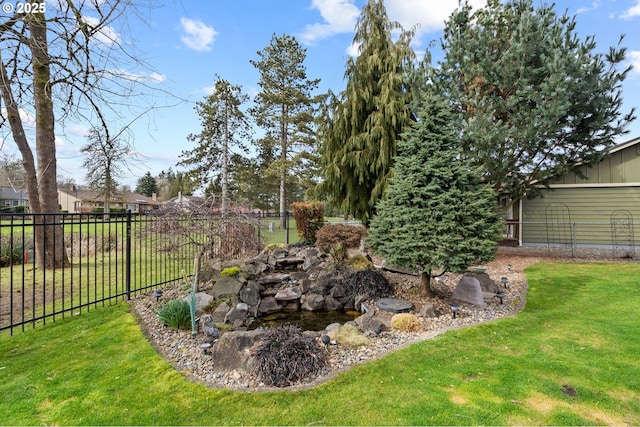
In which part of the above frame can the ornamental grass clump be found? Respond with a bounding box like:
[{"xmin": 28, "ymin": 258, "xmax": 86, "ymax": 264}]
[
  {"xmin": 157, "ymin": 299, "xmax": 191, "ymax": 330},
  {"xmin": 251, "ymin": 324, "xmax": 329, "ymax": 387},
  {"xmin": 390, "ymin": 313, "xmax": 423, "ymax": 333}
]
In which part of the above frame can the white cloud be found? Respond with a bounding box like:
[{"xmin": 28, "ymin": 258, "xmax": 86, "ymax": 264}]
[
  {"xmin": 621, "ymin": 0, "xmax": 640, "ymax": 19},
  {"xmin": 346, "ymin": 41, "xmax": 360, "ymax": 57},
  {"xmin": 300, "ymin": 0, "xmax": 359, "ymax": 44},
  {"xmin": 385, "ymin": 0, "xmax": 487, "ymax": 41},
  {"xmin": 67, "ymin": 123, "xmax": 91, "ymax": 137},
  {"xmin": 180, "ymin": 17, "xmax": 217, "ymax": 52},
  {"xmin": 628, "ymin": 51, "xmax": 640, "ymax": 75},
  {"xmin": 113, "ymin": 69, "xmax": 166, "ymax": 83},
  {"xmin": 576, "ymin": 1, "xmax": 601, "ymax": 15}
]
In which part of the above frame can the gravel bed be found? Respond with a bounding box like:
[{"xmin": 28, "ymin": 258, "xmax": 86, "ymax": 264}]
[{"xmin": 130, "ymin": 246, "xmax": 629, "ymax": 392}]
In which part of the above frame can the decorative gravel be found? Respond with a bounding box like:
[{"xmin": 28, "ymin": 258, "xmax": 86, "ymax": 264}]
[{"xmin": 130, "ymin": 246, "xmax": 631, "ymax": 392}]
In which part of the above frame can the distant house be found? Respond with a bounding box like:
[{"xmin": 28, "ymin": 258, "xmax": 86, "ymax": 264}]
[
  {"xmin": 58, "ymin": 188, "xmax": 160, "ymax": 214},
  {"xmin": 506, "ymin": 136, "xmax": 640, "ymax": 248},
  {"xmin": 162, "ymin": 192, "xmax": 207, "ymax": 211},
  {"xmin": 0, "ymin": 187, "xmax": 29, "ymax": 212}
]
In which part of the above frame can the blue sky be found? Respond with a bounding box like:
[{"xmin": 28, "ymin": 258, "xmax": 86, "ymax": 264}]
[{"xmin": 7, "ymin": 0, "xmax": 640, "ymax": 190}]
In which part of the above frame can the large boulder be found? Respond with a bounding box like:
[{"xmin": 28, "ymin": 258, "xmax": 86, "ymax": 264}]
[
  {"xmin": 239, "ymin": 284, "xmax": 261, "ymax": 306},
  {"xmin": 185, "ymin": 292, "xmax": 214, "ymax": 313},
  {"xmin": 257, "ymin": 296, "xmax": 281, "ymax": 315},
  {"xmin": 453, "ymin": 276, "xmax": 485, "ymax": 306},
  {"xmin": 463, "ymin": 271, "xmax": 499, "ymax": 293},
  {"xmin": 355, "ymin": 311, "xmax": 390, "ymax": 334},
  {"xmin": 301, "ymin": 293, "xmax": 325, "ymax": 311},
  {"xmin": 211, "ymin": 276, "xmax": 243, "ymax": 299},
  {"xmin": 209, "ymin": 330, "xmax": 265, "ymax": 372}
]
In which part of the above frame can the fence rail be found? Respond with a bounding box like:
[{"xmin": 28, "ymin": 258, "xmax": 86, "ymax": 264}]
[
  {"xmin": 507, "ymin": 220, "xmax": 640, "ymax": 258},
  {"xmin": 0, "ymin": 210, "xmax": 307, "ymax": 335}
]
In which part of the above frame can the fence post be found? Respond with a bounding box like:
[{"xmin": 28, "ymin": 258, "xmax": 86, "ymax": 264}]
[
  {"xmin": 125, "ymin": 210, "xmax": 132, "ymax": 300},
  {"xmin": 285, "ymin": 211, "xmax": 289, "ymax": 245}
]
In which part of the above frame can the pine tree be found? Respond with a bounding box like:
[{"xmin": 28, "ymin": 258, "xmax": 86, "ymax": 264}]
[
  {"xmin": 318, "ymin": 0, "xmax": 416, "ymax": 225},
  {"xmin": 180, "ymin": 76, "xmax": 251, "ymax": 213},
  {"xmin": 135, "ymin": 172, "xmax": 158, "ymax": 197},
  {"xmin": 367, "ymin": 91, "xmax": 503, "ymax": 296},
  {"xmin": 437, "ymin": 0, "xmax": 635, "ymax": 206},
  {"xmin": 250, "ymin": 34, "xmax": 321, "ymax": 227}
]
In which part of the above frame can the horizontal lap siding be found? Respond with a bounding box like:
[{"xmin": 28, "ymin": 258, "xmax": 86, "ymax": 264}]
[{"xmin": 522, "ymin": 187, "xmax": 640, "ymax": 246}]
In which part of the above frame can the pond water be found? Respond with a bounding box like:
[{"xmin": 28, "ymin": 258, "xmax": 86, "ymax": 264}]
[{"xmin": 251, "ymin": 310, "xmax": 359, "ymax": 331}]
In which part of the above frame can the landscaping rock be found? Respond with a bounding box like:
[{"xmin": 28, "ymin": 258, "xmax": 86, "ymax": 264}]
[
  {"xmin": 187, "ymin": 292, "xmax": 214, "ymax": 313},
  {"xmin": 324, "ymin": 295, "xmax": 343, "ymax": 312},
  {"xmin": 224, "ymin": 303, "xmax": 249, "ymax": 324},
  {"xmin": 453, "ymin": 276, "xmax": 485, "ymax": 306},
  {"xmin": 301, "ymin": 293, "xmax": 325, "ymax": 311},
  {"xmin": 256, "ymin": 273, "xmax": 290, "ymax": 286},
  {"xmin": 464, "ymin": 271, "xmax": 499, "ymax": 293},
  {"xmin": 211, "ymin": 276, "xmax": 244, "ymax": 299},
  {"xmin": 257, "ymin": 296, "xmax": 281, "ymax": 315},
  {"xmin": 211, "ymin": 301, "xmax": 231, "ymax": 323},
  {"xmin": 375, "ymin": 297, "xmax": 413, "ymax": 313},
  {"xmin": 275, "ymin": 286, "xmax": 302, "ymax": 301},
  {"xmin": 209, "ymin": 330, "xmax": 265, "ymax": 371},
  {"xmin": 239, "ymin": 284, "xmax": 261, "ymax": 306}
]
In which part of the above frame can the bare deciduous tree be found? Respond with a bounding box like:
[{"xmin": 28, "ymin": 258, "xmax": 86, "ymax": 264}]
[{"xmin": 0, "ymin": 0, "xmax": 159, "ymax": 268}]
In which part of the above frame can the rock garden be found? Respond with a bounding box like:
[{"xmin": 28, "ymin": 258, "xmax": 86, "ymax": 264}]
[{"xmin": 131, "ymin": 239, "xmax": 536, "ymax": 392}]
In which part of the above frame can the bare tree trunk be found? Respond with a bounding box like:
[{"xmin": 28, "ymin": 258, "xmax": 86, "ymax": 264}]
[
  {"xmin": 28, "ymin": 7, "xmax": 68, "ymax": 268},
  {"xmin": 221, "ymin": 103, "xmax": 229, "ymax": 214},
  {"xmin": 279, "ymin": 105, "xmax": 287, "ymax": 229},
  {"xmin": 420, "ymin": 271, "xmax": 436, "ymax": 299}
]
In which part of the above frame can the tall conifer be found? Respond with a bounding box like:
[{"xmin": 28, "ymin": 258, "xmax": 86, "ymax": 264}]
[
  {"xmin": 319, "ymin": 0, "xmax": 416, "ymax": 225},
  {"xmin": 368, "ymin": 91, "xmax": 503, "ymax": 296}
]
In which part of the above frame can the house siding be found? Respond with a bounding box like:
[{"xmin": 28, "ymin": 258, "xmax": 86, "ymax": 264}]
[
  {"xmin": 557, "ymin": 143, "xmax": 640, "ymax": 184},
  {"xmin": 522, "ymin": 186, "xmax": 640, "ymax": 246}
]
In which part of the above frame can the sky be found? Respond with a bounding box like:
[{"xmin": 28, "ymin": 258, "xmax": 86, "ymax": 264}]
[{"xmin": 4, "ymin": 0, "xmax": 640, "ymax": 191}]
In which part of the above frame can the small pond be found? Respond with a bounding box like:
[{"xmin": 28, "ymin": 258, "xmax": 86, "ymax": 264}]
[{"xmin": 251, "ymin": 310, "xmax": 359, "ymax": 331}]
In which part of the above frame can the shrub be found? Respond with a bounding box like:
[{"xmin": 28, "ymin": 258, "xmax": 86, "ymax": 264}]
[
  {"xmin": 328, "ymin": 242, "xmax": 347, "ymax": 263},
  {"xmin": 345, "ymin": 254, "xmax": 374, "ymax": 270},
  {"xmin": 390, "ymin": 313, "xmax": 423, "ymax": 332},
  {"xmin": 0, "ymin": 234, "xmax": 33, "ymax": 267},
  {"xmin": 344, "ymin": 268, "xmax": 394, "ymax": 300},
  {"xmin": 328, "ymin": 324, "xmax": 370, "ymax": 347},
  {"xmin": 316, "ymin": 224, "xmax": 366, "ymax": 252},
  {"xmin": 220, "ymin": 266, "xmax": 240, "ymax": 277},
  {"xmin": 157, "ymin": 299, "xmax": 192, "ymax": 330},
  {"xmin": 291, "ymin": 202, "xmax": 324, "ymax": 243},
  {"xmin": 251, "ymin": 324, "xmax": 329, "ymax": 387}
]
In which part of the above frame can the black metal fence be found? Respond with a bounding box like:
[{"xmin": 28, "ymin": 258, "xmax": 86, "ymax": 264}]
[{"xmin": 0, "ymin": 210, "xmax": 304, "ymax": 335}]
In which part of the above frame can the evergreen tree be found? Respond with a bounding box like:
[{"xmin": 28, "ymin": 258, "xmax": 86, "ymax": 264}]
[
  {"xmin": 437, "ymin": 0, "xmax": 635, "ymax": 206},
  {"xmin": 180, "ymin": 76, "xmax": 252, "ymax": 213},
  {"xmin": 250, "ymin": 33, "xmax": 321, "ymax": 227},
  {"xmin": 318, "ymin": 0, "xmax": 417, "ymax": 225},
  {"xmin": 135, "ymin": 172, "xmax": 158, "ymax": 197},
  {"xmin": 367, "ymin": 91, "xmax": 503, "ymax": 296}
]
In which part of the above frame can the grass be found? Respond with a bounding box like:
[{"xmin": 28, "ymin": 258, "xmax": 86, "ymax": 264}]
[{"xmin": 1, "ymin": 262, "xmax": 639, "ymax": 425}]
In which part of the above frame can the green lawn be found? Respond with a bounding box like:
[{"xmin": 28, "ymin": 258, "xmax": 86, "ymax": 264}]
[{"xmin": 2, "ymin": 262, "xmax": 638, "ymax": 425}]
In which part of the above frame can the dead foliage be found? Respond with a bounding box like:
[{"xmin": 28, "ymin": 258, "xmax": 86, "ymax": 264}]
[
  {"xmin": 251, "ymin": 324, "xmax": 329, "ymax": 387},
  {"xmin": 344, "ymin": 268, "xmax": 394, "ymax": 300}
]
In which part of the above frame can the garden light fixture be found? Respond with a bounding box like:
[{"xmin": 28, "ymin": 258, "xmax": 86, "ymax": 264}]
[
  {"xmin": 496, "ymin": 291, "xmax": 505, "ymax": 304},
  {"xmin": 153, "ymin": 289, "xmax": 163, "ymax": 301},
  {"xmin": 200, "ymin": 343, "xmax": 212, "ymax": 354},
  {"xmin": 450, "ymin": 301, "xmax": 459, "ymax": 319},
  {"xmin": 501, "ymin": 277, "xmax": 509, "ymax": 289}
]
